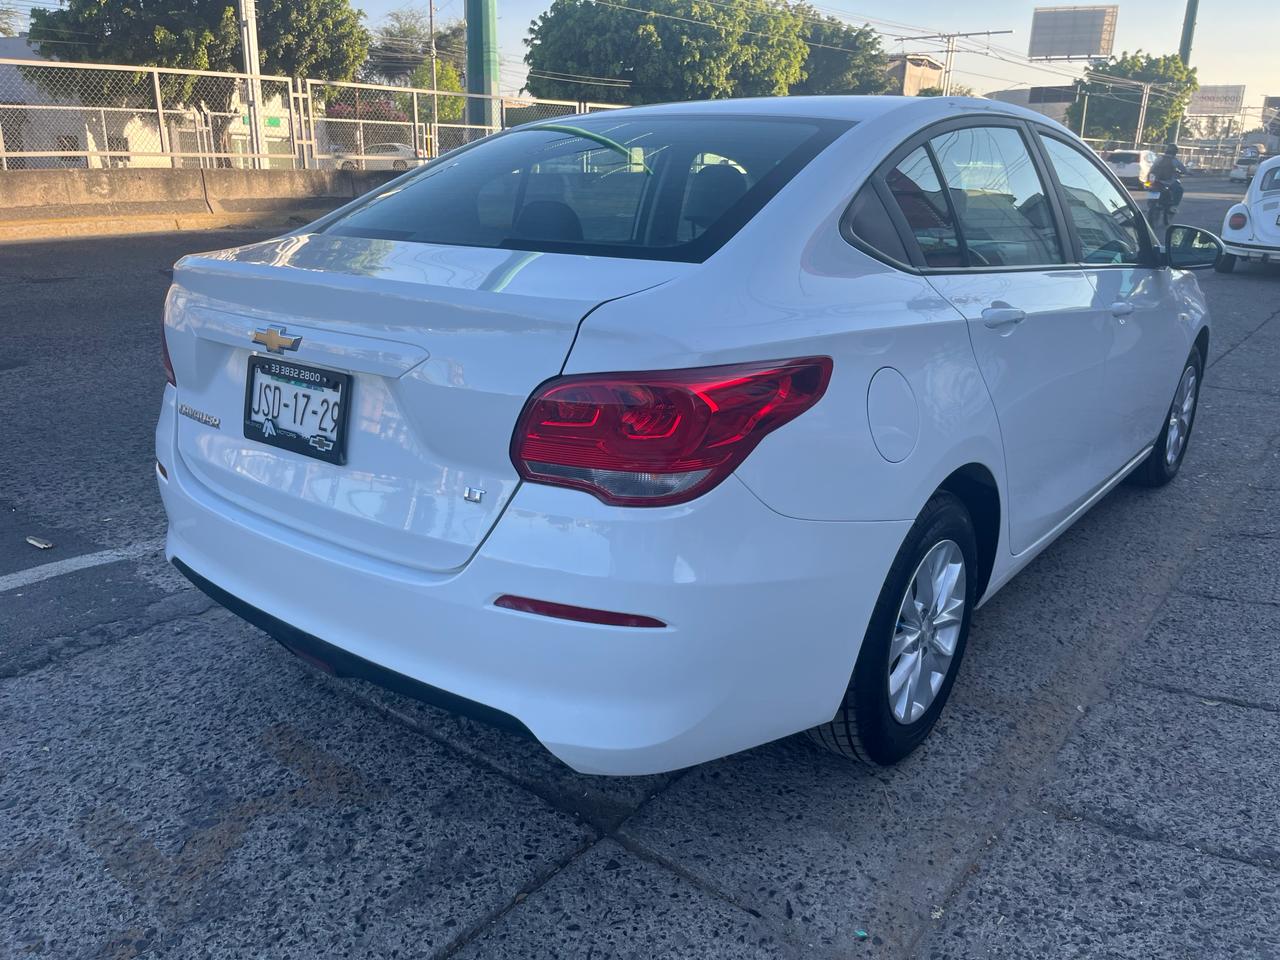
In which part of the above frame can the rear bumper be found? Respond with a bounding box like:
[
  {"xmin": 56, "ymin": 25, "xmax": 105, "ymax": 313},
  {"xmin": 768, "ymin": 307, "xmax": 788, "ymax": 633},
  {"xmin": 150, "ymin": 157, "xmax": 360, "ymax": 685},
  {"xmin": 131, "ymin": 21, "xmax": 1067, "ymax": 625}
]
[
  {"xmin": 1223, "ymin": 241, "xmax": 1278, "ymax": 261},
  {"xmin": 157, "ymin": 387, "xmax": 910, "ymax": 775}
]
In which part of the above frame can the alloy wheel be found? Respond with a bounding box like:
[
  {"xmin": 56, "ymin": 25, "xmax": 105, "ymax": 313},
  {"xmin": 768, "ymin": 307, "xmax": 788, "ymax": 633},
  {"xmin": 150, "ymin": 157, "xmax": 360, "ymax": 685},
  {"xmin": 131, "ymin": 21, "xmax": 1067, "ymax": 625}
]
[
  {"xmin": 1165, "ymin": 364, "xmax": 1198, "ymax": 466},
  {"xmin": 888, "ymin": 539, "xmax": 966, "ymax": 725}
]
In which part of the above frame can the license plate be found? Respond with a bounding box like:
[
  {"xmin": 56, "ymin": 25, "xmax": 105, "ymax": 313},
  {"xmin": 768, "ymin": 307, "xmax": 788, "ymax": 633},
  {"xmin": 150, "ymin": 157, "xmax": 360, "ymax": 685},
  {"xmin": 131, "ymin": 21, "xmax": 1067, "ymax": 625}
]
[
  {"xmin": 243, "ymin": 356, "xmax": 351, "ymax": 465},
  {"xmin": 1148, "ymin": 191, "xmax": 1161, "ymax": 200}
]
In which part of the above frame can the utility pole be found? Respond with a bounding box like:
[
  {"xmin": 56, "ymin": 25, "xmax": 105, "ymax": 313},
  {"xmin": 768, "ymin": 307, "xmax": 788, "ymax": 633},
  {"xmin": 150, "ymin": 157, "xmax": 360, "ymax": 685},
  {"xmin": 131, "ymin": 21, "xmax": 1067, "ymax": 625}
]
[
  {"xmin": 1178, "ymin": 0, "xmax": 1199, "ymax": 66},
  {"xmin": 465, "ymin": 0, "xmax": 499, "ymax": 130},
  {"xmin": 427, "ymin": 0, "xmax": 439, "ymax": 157},
  {"xmin": 1077, "ymin": 83, "xmax": 1090, "ymax": 138},
  {"xmin": 1134, "ymin": 82, "xmax": 1152, "ymax": 148},
  {"xmin": 898, "ymin": 30, "xmax": 1015, "ymax": 96},
  {"xmin": 238, "ymin": 0, "xmax": 265, "ymax": 170}
]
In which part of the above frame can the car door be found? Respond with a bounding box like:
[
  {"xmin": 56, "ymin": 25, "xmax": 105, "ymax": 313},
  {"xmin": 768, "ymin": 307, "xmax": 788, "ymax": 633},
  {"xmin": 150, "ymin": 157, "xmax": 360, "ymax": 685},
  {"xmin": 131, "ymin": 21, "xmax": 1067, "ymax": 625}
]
[
  {"xmin": 880, "ymin": 123, "xmax": 1113, "ymax": 555},
  {"xmin": 1036, "ymin": 132, "xmax": 1179, "ymax": 474}
]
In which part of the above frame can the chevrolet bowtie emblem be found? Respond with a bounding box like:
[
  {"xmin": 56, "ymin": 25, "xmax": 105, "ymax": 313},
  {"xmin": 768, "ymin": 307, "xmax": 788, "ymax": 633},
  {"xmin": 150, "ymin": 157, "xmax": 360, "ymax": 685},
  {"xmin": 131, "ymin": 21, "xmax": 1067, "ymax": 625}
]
[{"xmin": 252, "ymin": 326, "xmax": 302, "ymax": 354}]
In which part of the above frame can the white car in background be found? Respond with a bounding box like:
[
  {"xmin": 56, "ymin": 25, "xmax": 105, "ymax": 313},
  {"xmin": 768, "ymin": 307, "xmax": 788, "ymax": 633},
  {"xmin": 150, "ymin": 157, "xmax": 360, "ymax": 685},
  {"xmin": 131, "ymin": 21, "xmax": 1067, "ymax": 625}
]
[
  {"xmin": 1218, "ymin": 154, "xmax": 1280, "ymax": 272},
  {"xmin": 1229, "ymin": 155, "xmax": 1262, "ymax": 184},
  {"xmin": 157, "ymin": 97, "xmax": 1223, "ymax": 775},
  {"xmin": 336, "ymin": 142, "xmax": 425, "ymax": 171},
  {"xmin": 1105, "ymin": 149, "xmax": 1157, "ymax": 188}
]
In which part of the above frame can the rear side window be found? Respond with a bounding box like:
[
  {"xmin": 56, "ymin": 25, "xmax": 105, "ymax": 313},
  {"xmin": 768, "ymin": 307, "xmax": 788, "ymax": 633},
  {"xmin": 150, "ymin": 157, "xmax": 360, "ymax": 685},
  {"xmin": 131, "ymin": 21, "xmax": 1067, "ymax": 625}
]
[
  {"xmin": 846, "ymin": 184, "xmax": 910, "ymax": 264},
  {"xmin": 1259, "ymin": 167, "xmax": 1280, "ymax": 192},
  {"xmin": 323, "ymin": 115, "xmax": 850, "ymax": 262},
  {"xmin": 928, "ymin": 126, "xmax": 1064, "ymax": 267},
  {"xmin": 1039, "ymin": 135, "xmax": 1143, "ymax": 265},
  {"xmin": 885, "ymin": 146, "xmax": 963, "ymax": 267}
]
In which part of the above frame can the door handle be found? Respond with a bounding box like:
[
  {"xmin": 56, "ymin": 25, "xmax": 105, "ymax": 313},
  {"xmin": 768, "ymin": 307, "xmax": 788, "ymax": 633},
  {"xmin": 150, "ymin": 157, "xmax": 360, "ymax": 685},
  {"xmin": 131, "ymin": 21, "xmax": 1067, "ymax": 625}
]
[
  {"xmin": 1111, "ymin": 301, "xmax": 1135, "ymax": 318},
  {"xmin": 981, "ymin": 306, "xmax": 1027, "ymax": 329}
]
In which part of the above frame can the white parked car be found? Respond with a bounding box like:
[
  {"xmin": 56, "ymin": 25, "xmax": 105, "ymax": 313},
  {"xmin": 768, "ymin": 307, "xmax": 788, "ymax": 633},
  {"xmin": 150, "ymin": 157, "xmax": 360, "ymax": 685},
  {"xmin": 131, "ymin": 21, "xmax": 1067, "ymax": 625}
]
[
  {"xmin": 336, "ymin": 142, "xmax": 425, "ymax": 171},
  {"xmin": 1218, "ymin": 154, "xmax": 1280, "ymax": 271},
  {"xmin": 157, "ymin": 97, "xmax": 1222, "ymax": 775},
  {"xmin": 1229, "ymin": 155, "xmax": 1263, "ymax": 184},
  {"xmin": 1105, "ymin": 149, "xmax": 1157, "ymax": 187}
]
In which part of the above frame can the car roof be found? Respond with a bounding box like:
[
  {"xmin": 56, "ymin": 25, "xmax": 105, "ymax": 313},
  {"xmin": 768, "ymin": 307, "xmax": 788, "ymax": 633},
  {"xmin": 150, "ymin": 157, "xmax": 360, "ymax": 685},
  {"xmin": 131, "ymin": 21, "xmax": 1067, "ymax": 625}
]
[{"xmin": 584, "ymin": 94, "xmax": 1073, "ymax": 133}]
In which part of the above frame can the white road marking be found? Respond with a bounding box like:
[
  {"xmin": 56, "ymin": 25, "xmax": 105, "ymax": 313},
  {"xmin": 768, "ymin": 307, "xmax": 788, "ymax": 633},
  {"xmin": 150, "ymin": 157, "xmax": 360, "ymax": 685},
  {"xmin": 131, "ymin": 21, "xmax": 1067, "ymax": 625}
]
[{"xmin": 0, "ymin": 540, "xmax": 165, "ymax": 594}]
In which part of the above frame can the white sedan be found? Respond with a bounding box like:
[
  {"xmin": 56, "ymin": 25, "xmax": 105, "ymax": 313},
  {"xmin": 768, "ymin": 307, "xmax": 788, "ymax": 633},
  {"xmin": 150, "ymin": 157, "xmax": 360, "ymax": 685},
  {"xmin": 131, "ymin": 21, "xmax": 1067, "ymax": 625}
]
[
  {"xmin": 336, "ymin": 142, "xmax": 425, "ymax": 171},
  {"xmin": 1218, "ymin": 154, "xmax": 1280, "ymax": 272},
  {"xmin": 156, "ymin": 96, "xmax": 1222, "ymax": 775},
  {"xmin": 1105, "ymin": 148, "xmax": 1157, "ymax": 187}
]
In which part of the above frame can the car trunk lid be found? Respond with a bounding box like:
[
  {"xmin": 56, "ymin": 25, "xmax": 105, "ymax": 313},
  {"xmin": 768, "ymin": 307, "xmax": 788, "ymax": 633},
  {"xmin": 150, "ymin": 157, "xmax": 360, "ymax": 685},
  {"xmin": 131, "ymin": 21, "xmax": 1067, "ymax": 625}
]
[{"xmin": 166, "ymin": 232, "xmax": 685, "ymax": 573}]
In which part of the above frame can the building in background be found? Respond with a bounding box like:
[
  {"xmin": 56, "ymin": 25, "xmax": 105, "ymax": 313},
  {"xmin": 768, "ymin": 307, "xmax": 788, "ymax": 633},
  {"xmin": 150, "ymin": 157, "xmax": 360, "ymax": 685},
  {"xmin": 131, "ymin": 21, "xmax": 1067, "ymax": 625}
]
[
  {"xmin": 884, "ymin": 55, "xmax": 944, "ymax": 97},
  {"xmin": 985, "ymin": 87, "xmax": 1071, "ymax": 124}
]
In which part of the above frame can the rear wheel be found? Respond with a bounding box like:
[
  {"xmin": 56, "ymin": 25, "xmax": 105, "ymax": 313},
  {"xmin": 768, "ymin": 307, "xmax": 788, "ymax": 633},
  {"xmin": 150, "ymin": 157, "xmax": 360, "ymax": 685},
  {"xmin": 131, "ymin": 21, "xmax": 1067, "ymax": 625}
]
[
  {"xmin": 807, "ymin": 492, "xmax": 977, "ymax": 765},
  {"xmin": 1129, "ymin": 347, "xmax": 1202, "ymax": 487},
  {"xmin": 392, "ymin": 159, "xmax": 408, "ymax": 170},
  {"xmin": 340, "ymin": 161, "xmax": 357, "ymax": 170},
  {"xmin": 1214, "ymin": 253, "xmax": 1237, "ymax": 274}
]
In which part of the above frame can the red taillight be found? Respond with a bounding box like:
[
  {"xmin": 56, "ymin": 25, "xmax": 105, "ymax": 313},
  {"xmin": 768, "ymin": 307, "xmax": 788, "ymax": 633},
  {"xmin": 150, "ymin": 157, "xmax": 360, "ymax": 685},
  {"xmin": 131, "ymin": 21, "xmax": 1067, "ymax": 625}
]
[
  {"xmin": 161, "ymin": 319, "xmax": 176, "ymax": 386},
  {"xmin": 511, "ymin": 357, "xmax": 833, "ymax": 506},
  {"xmin": 494, "ymin": 595, "xmax": 665, "ymax": 628},
  {"xmin": 1228, "ymin": 212, "xmax": 1248, "ymax": 231}
]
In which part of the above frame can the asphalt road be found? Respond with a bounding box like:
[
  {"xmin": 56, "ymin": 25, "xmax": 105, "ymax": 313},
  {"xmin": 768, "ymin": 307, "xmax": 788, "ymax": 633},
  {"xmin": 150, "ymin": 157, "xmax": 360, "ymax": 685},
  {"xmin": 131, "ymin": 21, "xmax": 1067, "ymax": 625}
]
[{"xmin": 2, "ymin": 180, "xmax": 1279, "ymax": 960}]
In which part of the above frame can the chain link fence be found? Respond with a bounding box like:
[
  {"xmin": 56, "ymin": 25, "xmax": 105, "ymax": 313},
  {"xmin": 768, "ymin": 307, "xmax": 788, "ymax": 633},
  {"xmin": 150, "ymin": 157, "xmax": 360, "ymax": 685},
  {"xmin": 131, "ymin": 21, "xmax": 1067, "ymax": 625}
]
[
  {"xmin": 0, "ymin": 57, "xmax": 622, "ymax": 172},
  {"xmin": 1082, "ymin": 138, "xmax": 1244, "ymax": 175}
]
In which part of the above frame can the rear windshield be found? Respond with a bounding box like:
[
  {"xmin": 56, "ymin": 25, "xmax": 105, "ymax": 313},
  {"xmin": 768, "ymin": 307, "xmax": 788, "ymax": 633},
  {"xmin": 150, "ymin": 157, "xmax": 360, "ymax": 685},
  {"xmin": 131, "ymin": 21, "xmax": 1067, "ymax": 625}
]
[
  {"xmin": 322, "ymin": 114, "xmax": 850, "ymax": 262},
  {"xmin": 1108, "ymin": 152, "xmax": 1139, "ymax": 163}
]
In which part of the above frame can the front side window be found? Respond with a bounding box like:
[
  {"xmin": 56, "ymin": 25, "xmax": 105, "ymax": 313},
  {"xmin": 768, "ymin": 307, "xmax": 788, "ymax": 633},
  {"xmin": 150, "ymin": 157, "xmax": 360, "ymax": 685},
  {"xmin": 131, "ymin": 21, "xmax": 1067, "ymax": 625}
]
[
  {"xmin": 928, "ymin": 126, "xmax": 1064, "ymax": 267},
  {"xmin": 323, "ymin": 115, "xmax": 849, "ymax": 262},
  {"xmin": 885, "ymin": 146, "xmax": 963, "ymax": 267},
  {"xmin": 1039, "ymin": 135, "xmax": 1144, "ymax": 265}
]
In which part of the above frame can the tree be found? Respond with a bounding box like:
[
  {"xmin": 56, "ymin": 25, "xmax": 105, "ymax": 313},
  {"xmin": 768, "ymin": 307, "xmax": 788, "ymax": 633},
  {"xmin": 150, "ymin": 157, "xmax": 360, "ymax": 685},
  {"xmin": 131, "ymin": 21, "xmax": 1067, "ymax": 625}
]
[
  {"xmin": 916, "ymin": 84, "xmax": 975, "ymax": 97},
  {"xmin": 1065, "ymin": 52, "xmax": 1197, "ymax": 142},
  {"xmin": 523, "ymin": 0, "xmax": 808, "ymax": 104},
  {"xmin": 28, "ymin": 0, "xmax": 369, "ymax": 80},
  {"xmin": 788, "ymin": 6, "xmax": 889, "ymax": 96},
  {"xmin": 365, "ymin": 6, "xmax": 467, "ymax": 85}
]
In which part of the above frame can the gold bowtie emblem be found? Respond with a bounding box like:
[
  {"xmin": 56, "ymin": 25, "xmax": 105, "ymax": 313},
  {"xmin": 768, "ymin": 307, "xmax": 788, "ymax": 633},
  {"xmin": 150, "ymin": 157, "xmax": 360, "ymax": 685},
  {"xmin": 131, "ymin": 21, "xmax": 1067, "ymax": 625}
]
[{"xmin": 252, "ymin": 326, "xmax": 302, "ymax": 354}]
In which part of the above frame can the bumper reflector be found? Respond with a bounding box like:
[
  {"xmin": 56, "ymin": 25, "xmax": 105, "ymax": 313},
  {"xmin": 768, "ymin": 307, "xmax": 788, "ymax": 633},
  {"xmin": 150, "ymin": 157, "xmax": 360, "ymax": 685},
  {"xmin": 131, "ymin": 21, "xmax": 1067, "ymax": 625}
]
[{"xmin": 494, "ymin": 594, "xmax": 666, "ymax": 628}]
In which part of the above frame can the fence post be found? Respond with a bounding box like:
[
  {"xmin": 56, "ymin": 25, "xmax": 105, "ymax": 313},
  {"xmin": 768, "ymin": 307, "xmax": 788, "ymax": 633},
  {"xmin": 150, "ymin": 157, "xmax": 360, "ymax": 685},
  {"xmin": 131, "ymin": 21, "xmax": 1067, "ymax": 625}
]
[
  {"xmin": 411, "ymin": 91, "xmax": 421, "ymax": 159},
  {"xmin": 152, "ymin": 69, "xmax": 174, "ymax": 168},
  {"xmin": 285, "ymin": 78, "xmax": 299, "ymax": 169},
  {"xmin": 0, "ymin": 116, "xmax": 7, "ymax": 172}
]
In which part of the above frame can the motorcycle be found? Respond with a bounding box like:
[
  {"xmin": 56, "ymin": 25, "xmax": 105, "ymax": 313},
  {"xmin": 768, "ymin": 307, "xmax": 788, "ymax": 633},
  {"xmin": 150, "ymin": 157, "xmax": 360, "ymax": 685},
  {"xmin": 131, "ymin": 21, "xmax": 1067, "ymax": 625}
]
[{"xmin": 1145, "ymin": 179, "xmax": 1178, "ymax": 229}]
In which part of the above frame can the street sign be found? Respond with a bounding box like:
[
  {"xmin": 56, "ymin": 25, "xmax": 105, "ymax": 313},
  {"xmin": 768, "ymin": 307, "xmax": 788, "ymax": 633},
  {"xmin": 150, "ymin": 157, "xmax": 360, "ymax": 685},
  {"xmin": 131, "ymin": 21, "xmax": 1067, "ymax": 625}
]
[
  {"xmin": 1187, "ymin": 85, "xmax": 1247, "ymax": 116},
  {"xmin": 1028, "ymin": 6, "xmax": 1118, "ymax": 60}
]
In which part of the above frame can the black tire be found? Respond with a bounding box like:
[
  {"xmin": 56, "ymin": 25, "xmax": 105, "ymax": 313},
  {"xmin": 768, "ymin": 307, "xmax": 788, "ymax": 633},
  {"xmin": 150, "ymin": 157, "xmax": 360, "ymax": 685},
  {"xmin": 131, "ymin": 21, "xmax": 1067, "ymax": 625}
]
[
  {"xmin": 807, "ymin": 492, "xmax": 978, "ymax": 766},
  {"xmin": 1215, "ymin": 253, "xmax": 1237, "ymax": 274},
  {"xmin": 1128, "ymin": 345, "xmax": 1204, "ymax": 488},
  {"xmin": 340, "ymin": 161, "xmax": 357, "ymax": 170},
  {"xmin": 393, "ymin": 159, "xmax": 408, "ymax": 170}
]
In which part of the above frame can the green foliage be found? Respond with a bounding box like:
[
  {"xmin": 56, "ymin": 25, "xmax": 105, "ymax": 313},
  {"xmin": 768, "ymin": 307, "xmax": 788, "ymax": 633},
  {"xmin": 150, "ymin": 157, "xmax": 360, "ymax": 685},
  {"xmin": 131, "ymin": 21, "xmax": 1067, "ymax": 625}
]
[
  {"xmin": 916, "ymin": 84, "xmax": 974, "ymax": 98},
  {"xmin": 27, "ymin": 0, "xmax": 368, "ymax": 107},
  {"xmin": 365, "ymin": 7, "xmax": 467, "ymax": 84},
  {"xmin": 789, "ymin": 6, "xmax": 889, "ymax": 96},
  {"xmin": 1065, "ymin": 51, "xmax": 1198, "ymax": 142},
  {"xmin": 524, "ymin": 0, "xmax": 886, "ymax": 104},
  {"xmin": 401, "ymin": 60, "xmax": 466, "ymax": 122}
]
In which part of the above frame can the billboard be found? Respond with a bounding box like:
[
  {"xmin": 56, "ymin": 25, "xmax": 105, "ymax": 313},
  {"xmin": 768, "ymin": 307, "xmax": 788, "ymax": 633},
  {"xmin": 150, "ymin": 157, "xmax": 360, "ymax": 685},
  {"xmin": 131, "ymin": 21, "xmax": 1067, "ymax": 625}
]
[
  {"xmin": 1028, "ymin": 6, "xmax": 1118, "ymax": 59},
  {"xmin": 1264, "ymin": 95, "xmax": 1280, "ymax": 116},
  {"xmin": 1187, "ymin": 85, "xmax": 1247, "ymax": 116}
]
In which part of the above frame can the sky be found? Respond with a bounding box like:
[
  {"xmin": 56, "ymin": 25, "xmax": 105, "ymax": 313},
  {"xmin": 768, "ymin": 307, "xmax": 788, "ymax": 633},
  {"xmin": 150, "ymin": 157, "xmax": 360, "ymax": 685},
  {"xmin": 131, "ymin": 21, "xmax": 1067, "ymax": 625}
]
[{"xmin": 354, "ymin": 0, "xmax": 1278, "ymax": 119}]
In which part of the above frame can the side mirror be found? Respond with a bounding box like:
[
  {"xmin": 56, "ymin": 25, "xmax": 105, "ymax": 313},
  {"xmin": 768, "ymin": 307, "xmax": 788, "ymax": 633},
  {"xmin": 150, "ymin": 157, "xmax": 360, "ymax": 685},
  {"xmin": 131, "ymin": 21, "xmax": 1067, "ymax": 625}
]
[{"xmin": 1164, "ymin": 225, "xmax": 1224, "ymax": 270}]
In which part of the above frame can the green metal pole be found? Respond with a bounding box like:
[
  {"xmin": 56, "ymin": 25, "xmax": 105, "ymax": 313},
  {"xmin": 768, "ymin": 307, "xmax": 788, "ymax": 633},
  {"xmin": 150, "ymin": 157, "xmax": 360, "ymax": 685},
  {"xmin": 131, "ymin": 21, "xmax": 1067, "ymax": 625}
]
[
  {"xmin": 466, "ymin": 0, "xmax": 499, "ymax": 129},
  {"xmin": 1178, "ymin": 0, "xmax": 1199, "ymax": 66}
]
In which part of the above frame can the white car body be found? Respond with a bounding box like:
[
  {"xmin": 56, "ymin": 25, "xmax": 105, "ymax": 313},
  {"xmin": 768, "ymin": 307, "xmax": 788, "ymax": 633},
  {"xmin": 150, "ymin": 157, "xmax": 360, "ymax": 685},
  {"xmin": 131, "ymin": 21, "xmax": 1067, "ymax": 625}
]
[
  {"xmin": 1221, "ymin": 155, "xmax": 1280, "ymax": 264},
  {"xmin": 157, "ymin": 96, "xmax": 1211, "ymax": 775},
  {"xmin": 337, "ymin": 142, "xmax": 424, "ymax": 171},
  {"xmin": 1106, "ymin": 149, "xmax": 1157, "ymax": 187}
]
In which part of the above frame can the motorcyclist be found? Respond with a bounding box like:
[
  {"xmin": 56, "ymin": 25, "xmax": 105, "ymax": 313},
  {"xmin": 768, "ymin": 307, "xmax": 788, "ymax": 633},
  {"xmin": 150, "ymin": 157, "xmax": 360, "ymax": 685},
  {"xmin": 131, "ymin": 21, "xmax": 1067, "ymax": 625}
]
[{"xmin": 1149, "ymin": 144, "xmax": 1187, "ymax": 209}]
